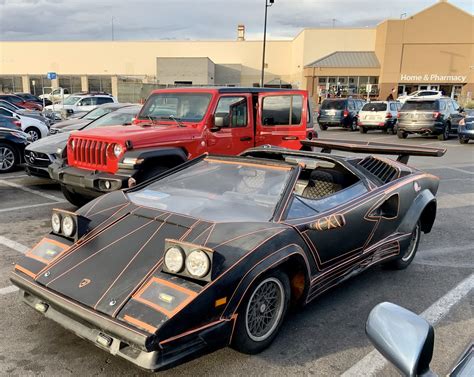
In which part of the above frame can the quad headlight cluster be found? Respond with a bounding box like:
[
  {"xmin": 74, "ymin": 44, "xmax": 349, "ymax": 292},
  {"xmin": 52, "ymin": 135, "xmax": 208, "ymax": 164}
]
[
  {"xmin": 162, "ymin": 240, "xmax": 213, "ymax": 281},
  {"xmin": 51, "ymin": 209, "xmax": 90, "ymax": 240}
]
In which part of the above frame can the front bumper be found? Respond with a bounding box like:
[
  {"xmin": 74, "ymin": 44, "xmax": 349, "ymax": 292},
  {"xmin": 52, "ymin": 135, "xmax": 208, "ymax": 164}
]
[
  {"xmin": 25, "ymin": 163, "xmax": 50, "ymax": 178},
  {"xmin": 11, "ymin": 272, "xmax": 233, "ymax": 371},
  {"xmin": 49, "ymin": 160, "xmax": 138, "ymax": 195}
]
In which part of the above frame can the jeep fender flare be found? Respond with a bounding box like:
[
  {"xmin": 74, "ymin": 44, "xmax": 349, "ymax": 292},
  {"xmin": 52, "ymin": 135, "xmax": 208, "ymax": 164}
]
[
  {"xmin": 398, "ymin": 189, "xmax": 437, "ymax": 234},
  {"xmin": 118, "ymin": 147, "xmax": 188, "ymax": 171}
]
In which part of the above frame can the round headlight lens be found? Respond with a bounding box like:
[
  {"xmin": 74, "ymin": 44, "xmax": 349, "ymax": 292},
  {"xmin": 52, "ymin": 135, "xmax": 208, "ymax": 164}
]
[
  {"xmin": 113, "ymin": 144, "xmax": 123, "ymax": 158},
  {"xmin": 62, "ymin": 215, "xmax": 75, "ymax": 237},
  {"xmin": 51, "ymin": 213, "xmax": 61, "ymax": 233},
  {"xmin": 164, "ymin": 247, "xmax": 185, "ymax": 273},
  {"xmin": 186, "ymin": 250, "xmax": 210, "ymax": 278}
]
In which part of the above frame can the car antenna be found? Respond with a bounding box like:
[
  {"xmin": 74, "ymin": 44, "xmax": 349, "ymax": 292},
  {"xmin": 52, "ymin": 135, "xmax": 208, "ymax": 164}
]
[{"xmin": 169, "ymin": 115, "xmax": 186, "ymax": 127}]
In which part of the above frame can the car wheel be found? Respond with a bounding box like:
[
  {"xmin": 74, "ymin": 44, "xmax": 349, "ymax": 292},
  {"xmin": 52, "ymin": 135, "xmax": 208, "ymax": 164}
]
[
  {"xmin": 397, "ymin": 130, "xmax": 408, "ymax": 139},
  {"xmin": 384, "ymin": 222, "xmax": 421, "ymax": 270},
  {"xmin": 359, "ymin": 127, "xmax": 367, "ymax": 134},
  {"xmin": 438, "ymin": 124, "xmax": 450, "ymax": 141},
  {"xmin": 25, "ymin": 127, "xmax": 41, "ymax": 141},
  {"xmin": 0, "ymin": 143, "xmax": 19, "ymax": 173},
  {"xmin": 232, "ymin": 270, "xmax": 290, "ymax": 354},
  {"xmin": 382, "ymin": 128, "xmax": 388, "ymax": 134},
  {"xmin": 138, "ymin": 165, "xmax": 168, "ymax": 183},
  {"xmin": 390, "ymin": 126, "xmax": 397, "ymax": 135},
  {"xmin": 350, "ymin": 119, "xmax": 357, "ymax": 132},
  {"xmin": 60, "ymin": 185, "xmax": 91, "ymax": 207},
  {"xmin": 319, "ymin": 124, "xmax": 327, "ymax": 131},
  {"xmin": 459, "ymin": 138, "xmax": 469, "ymax": 144}
]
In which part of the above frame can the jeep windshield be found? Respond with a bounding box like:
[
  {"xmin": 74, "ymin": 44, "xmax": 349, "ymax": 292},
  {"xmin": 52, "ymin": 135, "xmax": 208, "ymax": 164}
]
[
  {"xmin": 138, "ymin": 93, "xmax": 212, "ymax": 122},
  {"xmin": 127, "ymin": 158, "xmax": 292, "ymax": 222}
]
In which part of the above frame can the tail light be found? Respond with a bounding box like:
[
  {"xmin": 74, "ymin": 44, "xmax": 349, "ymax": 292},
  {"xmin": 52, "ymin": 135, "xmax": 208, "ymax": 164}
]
[
  {"xmin": 432, "ymin": 111, "xmax": 441, "ymax": 119},
  {"xmin": 343, "ymin": 109, "xmax": 349, "ymax": 117},
  {"xmin": 13, "ymin": 120, "xmax": 21, "ymax": 128},
  {"xmin": 397, "ymin": 112, "xmax": 401, "ymax": 119},
  {"xmin": 386, "ymin": 112, "xmax": 392, "ymax": 119}
]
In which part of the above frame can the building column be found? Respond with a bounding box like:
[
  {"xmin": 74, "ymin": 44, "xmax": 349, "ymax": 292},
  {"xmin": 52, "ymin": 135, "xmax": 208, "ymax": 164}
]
[
  {"xmin": 21, "ymin": 75, "xmax": 30, "ymax": 93},
  {"xmin": 51, "ymin": 78, "xmax": 59, "ymax": 89},
  {"xmin": 111, "ymin": 76, "xmax": 119, "ymax": 98},
  {"xmin": 81, "ymin": 76, "xmax": 89, "ymax": 92}
]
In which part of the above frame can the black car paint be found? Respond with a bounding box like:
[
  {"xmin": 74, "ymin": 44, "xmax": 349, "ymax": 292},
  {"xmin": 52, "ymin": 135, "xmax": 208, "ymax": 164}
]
[
  {"xmin": 0, "ymin": 128, "xmax": 29, "ymax": 169},
  {"xmin": 317, "ymin": 99, "xmax": 365, "ymax": 130},
  {"xmin": 11, "ymin": 147, "xmax": 441, "ymax": 371}
]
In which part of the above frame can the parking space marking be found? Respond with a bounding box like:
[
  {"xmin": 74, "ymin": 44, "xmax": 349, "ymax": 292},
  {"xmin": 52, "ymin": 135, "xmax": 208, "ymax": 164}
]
[
  {"xmin": 2, "ymin": 174, "xmax": 29, "ymax": 180},
  {"xmin": 0, "ymin": 236, "xmax": 30, "ymax": 254},
  {"xmin": 0, "ymin": 179, "xmax": 64, "ymax": 202},
  {"xmin": 0, "ymin": 286, "xmax": 19, "ymax": 295},
  {"xmin": 0, "ymin": 200, "xmax": 67, "ymax": 214},
  {"xmin": 341, "ymin": 272, "xmax": 474, "ymax": 377},
  {"xmin": 444, "ymin": 166, "xmax": 474, "ymax": 175}
]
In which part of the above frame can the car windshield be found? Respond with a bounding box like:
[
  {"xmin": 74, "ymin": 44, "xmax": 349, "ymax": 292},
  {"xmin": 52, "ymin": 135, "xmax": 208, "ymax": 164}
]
[
  {"xmin": 138, "ymin": 93, "xmax": 212, "ymax": 122},
  {"xmin": 407, "ymin": 91, "xmax": 420, "ymax": 96},
  {"xmin": 83, "ymin": 106, "xmax": 114, "ymax": 120},
  {"xmin": 362, "ymin": 103, "xmax": 387, "ymax": 112},
  {"xmin": 321, "ymin": 100, "xmax": 346, "ymax": 110},
  {"xmin": 127, "ymin": 158, "xmax": 292, "ymax": 222},
  {"xmin": 85, "ymin": 107, "xmax": 140, "ymax": 129},
  {"xmin": 402, "ymin": 101, "xmax": 438, "ymax": 111},
  {"xmin": 63, "ymin": 96, "xmax": 81, "ymax": 105}
]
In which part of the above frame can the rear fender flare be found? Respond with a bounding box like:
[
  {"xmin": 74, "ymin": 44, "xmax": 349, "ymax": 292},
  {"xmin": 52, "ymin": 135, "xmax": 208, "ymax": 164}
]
[{"xmin": 398, "ymin": 189, "xmax": 436, "ymax": 234}]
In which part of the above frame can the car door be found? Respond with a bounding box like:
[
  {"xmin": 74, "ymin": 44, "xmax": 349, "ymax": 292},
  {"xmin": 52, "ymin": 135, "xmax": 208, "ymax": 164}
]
[
  {"xmin": 206, "ymin": 94, "xmax": 254, "ymax": 155},
  {"xmin": 256, "ymin": 92, "xmax": 307, "ymax": 150},
  {"xmin": 77, "ymin": 97, "xmax": 96, "ymax": 112}
]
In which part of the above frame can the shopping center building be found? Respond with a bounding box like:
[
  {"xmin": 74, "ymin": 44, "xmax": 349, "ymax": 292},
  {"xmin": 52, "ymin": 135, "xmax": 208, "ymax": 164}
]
[{"xmin": 0, "ymin": 0, "xmax": 472, "ymax": 103}]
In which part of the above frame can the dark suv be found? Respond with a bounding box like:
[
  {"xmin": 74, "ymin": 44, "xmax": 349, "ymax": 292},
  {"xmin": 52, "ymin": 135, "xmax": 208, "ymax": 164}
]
[
  {"xmin": 317, "ymin": 98, "xmax": 364, "ymax": 131},
  {"xmin": 397, "ymin": 98, "xmax": 464, "ymax": 140}
]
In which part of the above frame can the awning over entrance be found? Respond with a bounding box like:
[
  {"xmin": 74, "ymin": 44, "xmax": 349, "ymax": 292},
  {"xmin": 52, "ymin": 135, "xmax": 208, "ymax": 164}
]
[{"xmin": 305, "ymin": 51, "xmax": 380, "ymax": 69}]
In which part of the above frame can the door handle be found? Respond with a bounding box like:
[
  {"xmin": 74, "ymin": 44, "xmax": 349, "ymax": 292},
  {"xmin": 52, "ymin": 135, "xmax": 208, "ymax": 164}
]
[
  {"xmin": 240, "ymin": 136, "xmax": 252, "ymax": 141},
  {"xmin": 282, "ymin": 136, "xmax": 298, "ymax": 140}
]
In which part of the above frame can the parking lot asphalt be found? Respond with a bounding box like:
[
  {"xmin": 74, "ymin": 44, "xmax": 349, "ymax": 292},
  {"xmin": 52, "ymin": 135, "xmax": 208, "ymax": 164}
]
[{"xmin": 0, "ymin": 129, "xmax": 472, "ymax": 376}]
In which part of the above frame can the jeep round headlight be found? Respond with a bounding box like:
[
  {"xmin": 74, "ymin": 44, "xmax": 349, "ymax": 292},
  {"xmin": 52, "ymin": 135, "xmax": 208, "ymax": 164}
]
[
  {"xmin": 51, "ymin": 213, "xmax": 61, "ymax": 233},
  {"xmin": 164, "ymin": 247, "xmax": 185, "ymax": 273},
  {"xmin": 113, "ymin": 144, "xmax": 123, "ymax": 158},
  {"xmin": 186, "ymin": 250, "xmax": 210, "ymax": 278},
  {"xmin": 62, "ymin": 215, "xmax": 75, "ymax": 237}
]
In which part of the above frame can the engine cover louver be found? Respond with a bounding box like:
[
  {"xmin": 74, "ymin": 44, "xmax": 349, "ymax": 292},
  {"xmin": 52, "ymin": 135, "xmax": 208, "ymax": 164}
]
[{"xmin": 358, "ymin": 156, "xmax": 399, "ymax": 184}]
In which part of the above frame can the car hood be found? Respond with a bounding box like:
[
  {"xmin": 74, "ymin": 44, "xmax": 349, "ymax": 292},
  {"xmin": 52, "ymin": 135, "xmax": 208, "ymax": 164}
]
[
  {"xmin": 71, "ymin": 124, "xmax": 200, "ymax": 148},
  {"xmin": 26, "ymin": 132, "xmax": 70, "ymax": 154},
  {"xmin": 52, "ymin": 118, "xmax": 88, "ymax": 130}
]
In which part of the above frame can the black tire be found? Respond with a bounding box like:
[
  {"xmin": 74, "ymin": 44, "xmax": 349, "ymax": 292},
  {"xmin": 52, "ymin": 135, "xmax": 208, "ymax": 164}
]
[
  {"xmin": 359, "ymin": 126, "xmax": 367, "ymax": 134},
  {"xmin": 24, "ymin": 127, "xmax": 41, "ymax": 141},
  {"xmin": 382, "ymin": 128, "xmax": 388, "ymax": 134},
  {"xmin": 384, "ymin": 222, "xmax": 421, "ymax": 270},
  {"xmin": 397, "ymin": 129, "xmax": 408, "ymax": 139},
  {"xmin": 350, "ymin": 119, "xmax": 358, "ymax": 132},
  {"xmin": 459, "ymin": 138, "xmax": 469, "ymax": 144},
  {"xmin": 0, "ymin": 142, "xmax": 19, "ymax": 173},
  {"xmin": 137, "ymin": 165, "xmax": 168, "ymax": 183},
  {"xmin": 390, "ymin": 126, "xmax": 397, "ymax": 135},
  {"xmin": 231, "ymin": 269, "xmax": 290, "ymax": 354},
  {"xmin": 60, "ymin": 185, "xmax": 90, "ymax": 207},
  {"xmin": 319, "ymin": 123, "xmax": 328, "ymax": 131},
  {"xmin": 438, "ymin": 123, "xmax": 450, "ymax": 141}
]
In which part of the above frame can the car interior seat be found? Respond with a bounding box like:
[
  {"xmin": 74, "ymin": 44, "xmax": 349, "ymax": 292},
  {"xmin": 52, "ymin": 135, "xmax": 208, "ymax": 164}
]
[{"xmin": 302, "ymin": 169, "xmax": 343, "ymax": 199}]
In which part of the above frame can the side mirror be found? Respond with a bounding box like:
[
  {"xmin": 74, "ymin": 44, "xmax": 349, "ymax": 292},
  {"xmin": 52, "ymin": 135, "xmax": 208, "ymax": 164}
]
[
  {"xmin": 211, "ymin": 116, "xmax": 224, "ymax": 132},
  {"xmin": 366, "ymin": 302, "xmax": 434, "ymax": 377},
  {"xmin": 309, "ymin": 214, "xmax": 345, "ymax": 231}
]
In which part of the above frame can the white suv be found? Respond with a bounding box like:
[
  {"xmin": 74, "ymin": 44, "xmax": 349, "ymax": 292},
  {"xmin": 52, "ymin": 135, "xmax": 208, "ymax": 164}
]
[
  {"xmin": 44, "ymin": 93, "xmax": 118, "ymax": 119},
  {"xmin": 397, "ymin": 90, "xmax": 442, "ymax": 104}
]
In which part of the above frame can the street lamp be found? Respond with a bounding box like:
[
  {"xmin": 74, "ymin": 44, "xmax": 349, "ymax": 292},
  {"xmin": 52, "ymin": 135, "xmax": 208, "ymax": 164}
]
[{"xmin": 261, "ymin": 0, "xmax": 275, "ymax": 87}]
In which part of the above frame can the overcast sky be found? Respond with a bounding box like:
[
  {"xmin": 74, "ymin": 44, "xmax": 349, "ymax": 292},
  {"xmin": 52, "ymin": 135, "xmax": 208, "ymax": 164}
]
[{"xmin": 0, "ymin": 0, "xmax": 472, "ymax": 41}]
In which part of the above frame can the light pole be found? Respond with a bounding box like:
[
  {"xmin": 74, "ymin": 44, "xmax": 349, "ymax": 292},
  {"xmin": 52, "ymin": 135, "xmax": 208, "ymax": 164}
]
[{"xmin": 260, "ymin": 0, "xmax": 274, "ymax": 87}]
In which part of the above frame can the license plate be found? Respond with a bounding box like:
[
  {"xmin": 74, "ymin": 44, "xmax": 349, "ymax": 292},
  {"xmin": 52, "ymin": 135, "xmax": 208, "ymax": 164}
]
[
  {"xmin": 327, "ymin": 110, "xmax": 336, "ymax": 116},
  {"xmin": 369, "ymin": 115, "xmax": 375, "ymax": 120}
]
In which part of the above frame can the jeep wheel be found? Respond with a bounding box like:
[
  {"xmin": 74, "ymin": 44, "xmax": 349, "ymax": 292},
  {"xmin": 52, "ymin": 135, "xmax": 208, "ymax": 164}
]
[
  {"xmin": 383, "ymin": 222, "xmax": 421, "ymax": 270},
  {"xmin": 231, "ymin": 270, "xmax": 290, "ymax": 354},
  {"xmin": 397, "ymin": 130, "xmax": 408, "ymax": 139},
  {"xmin": 138, "ymin": 165, "xmax": 168, "ymax": 184},
  {"xmin": 459, "ymin": 137, "xmax": 469, "ymax": 144},
  {"xmin": 60, "ymin": 185, "xmax": 90, "ymax": 207},
  {"xmin": 438, "ymin": 124, "xmax": 450, "ymax": 141}
]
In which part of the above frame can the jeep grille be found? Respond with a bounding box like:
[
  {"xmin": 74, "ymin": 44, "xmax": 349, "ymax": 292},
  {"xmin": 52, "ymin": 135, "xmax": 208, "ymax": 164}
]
[{"xmin": 70, "ymin": 137, "xmax": 108, "ymax": 170}]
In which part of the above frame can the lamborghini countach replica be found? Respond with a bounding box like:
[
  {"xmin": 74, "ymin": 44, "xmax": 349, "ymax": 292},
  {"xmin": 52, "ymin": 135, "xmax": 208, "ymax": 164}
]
[{"xmin": 11, "ymin": 139, "xmax": 445, "ymax": 371}]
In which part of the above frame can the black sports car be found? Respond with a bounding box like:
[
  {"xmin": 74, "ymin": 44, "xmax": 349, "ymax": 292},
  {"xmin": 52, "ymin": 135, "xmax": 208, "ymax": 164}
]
[
  {"xmin": 11, "ymin": 139, "xmax": 445, "ymax": 371},
  {"xmin": 0, "ymin": 127, "xmax": 29, "ymax": 173}
]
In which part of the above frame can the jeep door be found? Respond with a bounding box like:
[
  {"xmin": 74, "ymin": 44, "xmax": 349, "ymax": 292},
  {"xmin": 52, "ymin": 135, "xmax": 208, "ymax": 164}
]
[
  {"xmin": 256, "ymin": 92, "xmax": 307, "ymax": 150},
  {"xmin": 206, "ymin": 94, "xmax": 254, "ymax": 155}
]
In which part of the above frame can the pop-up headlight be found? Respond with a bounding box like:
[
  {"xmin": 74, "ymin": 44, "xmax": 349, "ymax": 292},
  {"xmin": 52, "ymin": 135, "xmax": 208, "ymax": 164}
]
[{"xmin": 51, "ymin": 209, "xmax": 90, "ymax": 241}]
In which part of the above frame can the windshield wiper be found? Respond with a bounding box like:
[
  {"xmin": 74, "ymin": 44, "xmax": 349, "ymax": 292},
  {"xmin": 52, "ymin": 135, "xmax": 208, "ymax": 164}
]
[
  {"xmin": 294, "ymin": 195, "xmax": 320, "ymax": 214},
  {"xmin": 168, "ymin": 115, "xmax": 186, "ymax": 128}
]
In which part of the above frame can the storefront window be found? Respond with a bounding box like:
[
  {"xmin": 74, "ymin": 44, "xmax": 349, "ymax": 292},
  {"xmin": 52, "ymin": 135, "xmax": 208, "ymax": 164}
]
[
  {"xmin": 58, "ymin": 76, "xmax": 82, "ymax": 94},
  {"xmin": 88, "ymin": 76, "xmax": 112, "ymax": 94},
  {"xmin": 318, "ymin": 77, "xmax": 327, "ymax": 84},
  {"xmin": 29, "ymin": 76, "xmax": 52, "ymax": 96},
  {"xmin": 0, "ymin": 76, "xmax": 23, "ymax": 93}
]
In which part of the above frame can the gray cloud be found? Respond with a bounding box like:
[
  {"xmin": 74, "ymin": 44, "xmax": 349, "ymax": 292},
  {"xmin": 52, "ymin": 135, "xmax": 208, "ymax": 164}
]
[{"xmin": 0, "ymin": 0, "xmax": 472, "ymax": 41}]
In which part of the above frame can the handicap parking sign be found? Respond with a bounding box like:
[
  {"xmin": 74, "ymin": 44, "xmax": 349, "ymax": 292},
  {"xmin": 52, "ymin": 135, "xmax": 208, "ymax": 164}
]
[{"xmin": 47, "ymin": 72, "xmax": 57, "ymax": 80}]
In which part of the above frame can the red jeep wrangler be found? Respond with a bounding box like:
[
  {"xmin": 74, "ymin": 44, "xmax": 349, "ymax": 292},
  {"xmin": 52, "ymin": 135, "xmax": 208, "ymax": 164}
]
[{"xmin": 49, "ymin": 87, "xmax": 317, "ymax": 206}]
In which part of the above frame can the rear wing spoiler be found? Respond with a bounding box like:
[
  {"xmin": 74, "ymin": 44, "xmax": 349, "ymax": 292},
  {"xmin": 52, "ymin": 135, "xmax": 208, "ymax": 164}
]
[{"xmin": 301, "ymin": 139, "xmax": 446, "ymax": 164}]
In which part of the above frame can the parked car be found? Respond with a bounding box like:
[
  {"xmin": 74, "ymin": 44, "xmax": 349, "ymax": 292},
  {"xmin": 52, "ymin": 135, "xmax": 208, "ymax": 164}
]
[
  {"xmin": 0, "ymin": 114, "xmax": 22, "ymax": 131},
  {"xmin": 366, "ymin": 302, "xmax": 473, "ymax": 377},
  {"xmin": 44, "ymin": 92, "xmax": 117, "ymax": 120},
  {"xmin": 49, "ymin": 87, "xmax": 316, "ymax": 205},
  {"xmin": 0, "ymin": 106, "xmax": 49, "ymax": 141},
  {"xmin": 38, "ymin": 87, "xmax": 70, "ymax": 104},
  {"xmin": 11, "ymin": 138, "xmax": 445, "ymax": 371},
  {"xmin": 0, "ymin": 94, "xmax": 42, "ymax": 111},
  {"xmin": 25, "ymin": 105, "xmax": 142, "ymax": 178},
  {"xmin": 49, "ymin": 103, "xmax": 134, "ymax": 135},
  {"xmin": 397, "ymin": 90, "xmax": 443, "ymax": 104},
  {"xmin": 317, "ymin": 98, "xmax": 364, "ymax": 131},
  {"xmin": 397, "ymin": 98, "xmax": 464, "ymax": 140},
  {"xmin": 358, "ymin": 101, "xmax": 401, "ymax": 134},
  {"xmin": 0, "ymin": 128, "xmax": 29, "ymax": 173},
  {"xmin": 15, "ymin": 92, "xmax": 52, "ymax": 107},
  {"xmin": 0, "ymin": 100, "xmax": 50, "ymax": 125},
  {"xmin": 458, "ymin": 110, "xmax": 474, "ymax": 144}
]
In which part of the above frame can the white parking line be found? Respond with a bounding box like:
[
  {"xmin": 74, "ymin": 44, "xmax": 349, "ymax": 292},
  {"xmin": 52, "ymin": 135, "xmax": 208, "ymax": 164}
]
[
  {"xmin": 0, "ymin": 200, "xmax": 67, "ymax": 214},
  {"xmin": 0, "ymin": 286, "xmax": 19, "ymax": 295},
  {"xmin": 444, "ymin": 166, "xmax": 474, "ymax": 175},
  {"xmin": 0, "ymin": 179, "xmax": 64, "ymax": 202},
  {"xmin": 341, "ymin": 272, "xmax": 474, "ymax": 377},
  {"xmin": 2, "ymin": 174, "xmax": 29, "ymax": 180},
  {"xmin": 0, "ymin": 236, "xmax": 30, "ymax": 254}
]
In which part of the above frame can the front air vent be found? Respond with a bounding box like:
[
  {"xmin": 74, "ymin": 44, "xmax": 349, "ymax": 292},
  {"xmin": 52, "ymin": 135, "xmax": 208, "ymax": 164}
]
[{"xmin": 358, "ymin": 156, "xmax": 399, "ymax": 184}]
